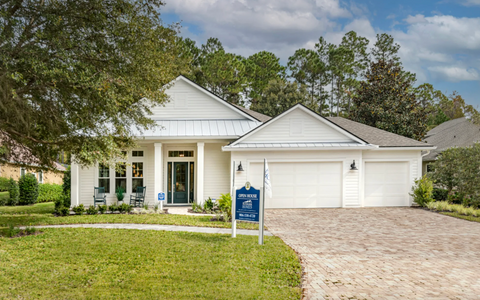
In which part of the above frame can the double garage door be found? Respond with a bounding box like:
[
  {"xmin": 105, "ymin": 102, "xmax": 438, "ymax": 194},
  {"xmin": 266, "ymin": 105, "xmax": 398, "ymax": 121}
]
[{"xmin": 249, "ymin": 161, "xmax": 409, "ymax": 208}]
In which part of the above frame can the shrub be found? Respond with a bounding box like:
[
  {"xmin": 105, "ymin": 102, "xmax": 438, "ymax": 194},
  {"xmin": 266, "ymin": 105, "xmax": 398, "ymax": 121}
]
[
  {"xmin": 410, "ymin": 175, "xmax": 434, "ymax": 207},
  {"xmin": 217, "ymin": 193, "xmax": 232, "ymax": 220},
  {"xmin": 18, "ymin": 173, "xmax": 39, "ymax": 205},
  {"xmin": 62, "ymin": 166, "xmax": 71, "ymax": 195},
  {"xmin": 98, "ymin": 205, "xmax": 108, "ymax": 214},
  {"xmin": 116, "ymin": 186, "xmax": 125, "ymax": 202},
  {"xmin": 108, "ymin": 204, "xmax": 119, "ymax": 213},
  {"xmin": 63, "ymin": 193, "xmax": 71, "ymax": 208},
  {"xmin": 7, "ymin": 178, "xmax": 19, "ymax": 206},
  {"xmin": 447, "ymin": 191, "xmax": 463, "ymax": 204},
  {"xmin": 0, "ymin": 177, "xmax": 10, "ymax": 192},
  {"xmin": 118, "ymin": 203, "xmax": 132, "ymax": 214},
  {"xmin": 72, "ymin": 204, "xmax": 85, "ymax": 215},
  {"xmin": 203, "ymin": 197, "xmax": 214, "ymax": 211},
  {"xmin": 86, "ymin": 205, "xmax": 98, "ymax": 215},
  {"xmin": 59, "ymin": 206, "xmax": 70, "ymax": 216},
  {"xmin": 432, "ymin": 188, "xmax": 448, "ymax": 201},
  {"xmin": 38, "ymin": 183, "xmax": 63, "ymax": 203}
]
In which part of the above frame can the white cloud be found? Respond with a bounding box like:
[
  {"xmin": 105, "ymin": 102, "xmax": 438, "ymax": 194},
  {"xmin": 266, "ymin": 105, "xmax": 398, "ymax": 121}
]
[
  {"xmin": 428, "ymin": 66, "xmax": 479, "ymax": 82},
  {"xmin": 462, "ymin": 0, "xmax": 480, "ymax": 6}
]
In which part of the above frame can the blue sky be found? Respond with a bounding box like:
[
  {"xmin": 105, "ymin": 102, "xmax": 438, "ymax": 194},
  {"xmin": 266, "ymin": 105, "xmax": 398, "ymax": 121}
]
[{"xmin": 161, "ymin": 0, "xmax": 480, "ymax": 106}]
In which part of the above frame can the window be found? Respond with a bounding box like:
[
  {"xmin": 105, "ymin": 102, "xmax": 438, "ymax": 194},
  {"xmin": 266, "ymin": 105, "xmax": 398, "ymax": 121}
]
[
  {"xmin": 132, "ymin": 162, "xmax": 144, "ymax": 193},
  {"xmin": 98, "ymin": 164, "xmax": 110, "ymax": 193},
  {"xmin": 20, "ymin": 168, "xmax": 26, "ymax": 177},
  {"xmin": 168, "ymin": 150, "xmax": 194, "ymax": 157},
  {"xmin": 426, "ymin": 164, "xmax": 433, "ymax": 173},
  {"xmin": 38, "ymin": 170, "xmax": 43, "ymax": 184},
  {"xmin": 115, "ymin": 163, "xmax": 126, "ymax": 193},
  {"xmin": 132, "ymin": 150, "xmax": 144, "ymax": 157}
]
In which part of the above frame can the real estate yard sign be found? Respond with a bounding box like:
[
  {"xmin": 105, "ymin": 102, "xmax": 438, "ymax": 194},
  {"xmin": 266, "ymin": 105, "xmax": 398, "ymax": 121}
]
[{"xmin": 235, "ymin": 186, "xmax": 260, "ymax": 222}]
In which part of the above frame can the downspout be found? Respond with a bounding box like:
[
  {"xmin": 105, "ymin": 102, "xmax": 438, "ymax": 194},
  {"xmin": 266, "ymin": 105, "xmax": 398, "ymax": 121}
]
[{"xmin": 421, "ymin": 150, "xmax": 430, "ymax": 157}]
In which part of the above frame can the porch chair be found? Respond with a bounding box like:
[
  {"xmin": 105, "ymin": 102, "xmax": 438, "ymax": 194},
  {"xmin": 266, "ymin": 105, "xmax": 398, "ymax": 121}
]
[
  {"xmin": 130, "ymin": 186, "xmax": 146, "ymax": 207},
  {"xmin": 93, "ymin": 187, "xmax": 107, "ymax": 207}
]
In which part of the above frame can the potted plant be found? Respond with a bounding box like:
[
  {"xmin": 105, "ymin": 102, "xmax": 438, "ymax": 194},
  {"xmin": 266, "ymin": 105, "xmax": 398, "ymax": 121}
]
[{"xmin": 116, "ymin": 186, "xmax": 125, "ymax": 202}]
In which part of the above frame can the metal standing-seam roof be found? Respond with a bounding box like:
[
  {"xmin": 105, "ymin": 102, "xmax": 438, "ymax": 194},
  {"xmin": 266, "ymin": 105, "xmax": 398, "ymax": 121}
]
[{"xmin": 133, "ymin": 119, "xmax": 262, "ymax": 138}]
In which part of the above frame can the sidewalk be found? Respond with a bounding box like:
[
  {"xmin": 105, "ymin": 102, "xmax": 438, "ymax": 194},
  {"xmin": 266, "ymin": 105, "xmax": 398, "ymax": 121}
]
[{"xmin": 29, "ymin": 223, "xmax": 272, "ymax": 236}]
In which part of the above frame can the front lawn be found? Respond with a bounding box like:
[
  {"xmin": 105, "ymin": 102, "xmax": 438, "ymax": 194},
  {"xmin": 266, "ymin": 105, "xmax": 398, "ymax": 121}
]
[
  {"xmin": 441, "ymin": 212, "xmax": 480, "ymax": 223},
  {"xmin": 0, "ymin": 202, "xmax": 258, "ymax": 230},
  {"xmin": 0, "ymin": 228, "xmax": 301, "ymax": 299}
]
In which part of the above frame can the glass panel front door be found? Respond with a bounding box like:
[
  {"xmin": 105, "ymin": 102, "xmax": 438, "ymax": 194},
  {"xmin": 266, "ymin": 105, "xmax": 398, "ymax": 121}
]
[{"xmin": 173, "ymin": 162, "xmax": 188, "ymax": 204}]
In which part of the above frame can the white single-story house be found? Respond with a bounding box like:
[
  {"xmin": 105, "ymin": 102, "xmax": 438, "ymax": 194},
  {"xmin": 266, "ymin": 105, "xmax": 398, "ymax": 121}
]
[{"xmin": 70, "ymin": 75, "xmax": 435, "ymax": 208}]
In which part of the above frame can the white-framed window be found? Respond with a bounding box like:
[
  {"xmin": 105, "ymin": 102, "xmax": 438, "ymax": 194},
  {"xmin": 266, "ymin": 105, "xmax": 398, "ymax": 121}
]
[
  {"xmin": 98, "ymin": 163, "xmax": 110, "ymax": 193},
  {"xmin": 115, "ymin": 163, "xmax": 127, "ymax": 193},
  {"xmin": 20, "ymin": 167, "xmax": 26, "ymax": 177},
  {"xmin": 131, "ymin": 162, "xmax": 144, "ymax": 193},
  {"xmin": 132, "ymin": 150, "xmax": 144, "ymax": 157},
  {"xmin": 168, "ymin": 150, "xmax": 194, "ymax": 158},
  {"xmin": 38, "ymin": 170, "xmax": 44, "ymax": 184}
]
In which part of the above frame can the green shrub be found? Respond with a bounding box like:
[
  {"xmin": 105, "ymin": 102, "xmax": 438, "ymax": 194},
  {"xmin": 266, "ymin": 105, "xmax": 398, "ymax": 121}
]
[
  {"xmin": 410, "ymin": 175, "xmax": 434, "ymax": 207},
  {"xmin": 0, "ymin": 177, "xmax": 10, "ymax": 192},
  {"xmin": 217, "ymin": 193, "xmax": 232, "ymax": 220},
  {"xmin": 118, "ymin": 203, "xmax": 132, "ymax": 214},
  {"xmin": 116, "ymin": 186, "xmax": 125, "ymax": 202},
  {"xmin": 203, "ymin": 197, "xmax": 214, "ymax": 211},
  {"xmin": 7, "ymin": 178, "xmax": 19, "ymax": 206},
  {"xmin": 72, "ymin": 204, "xmax": 85, "ymax": 215},
  {"xmin": 98, "ymin": 205, "xmax": 108, "ymax": 214},
  {"xmin": 108, "ymin": 204, "xmax": 119, "ymax": 213},
  {"xmin": 38, "ymin": 183, "xmax": 63, "ymax": 203},
  {"xmin": 18, "ymin": 173, "xmax": 39, "ymax": 205},
  {"xmin": 62, "ymin": 166, "xmax": 71, "ymax": 195},
  {"xmin": 86, "ymin": 205, "xmax": 98, "ymax": 215},
  {"xmin": 58, "ymin": 206, "xmax": 70, "ymax": 216},
  {"xmin": 432, "ymin": 188, "xmax": 448, "ymax": 201}
]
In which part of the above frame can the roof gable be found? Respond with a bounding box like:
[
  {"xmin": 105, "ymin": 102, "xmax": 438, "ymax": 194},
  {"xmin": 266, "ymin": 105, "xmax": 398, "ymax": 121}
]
[
  {"xmin": 230, "ymin": 105, "xmax": 367, "ymax": 146},
  {"xmin": 149, "ymin": 76, "xmax": 258, "ymax": 121}
]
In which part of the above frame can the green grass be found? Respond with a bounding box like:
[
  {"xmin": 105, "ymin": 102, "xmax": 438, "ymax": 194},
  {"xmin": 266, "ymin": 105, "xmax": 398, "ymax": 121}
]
[
  {"xmin": 0, "ymin": 228, "xmax": 301, "ymax": 299},
  {"xmin": 0, "ymin": 202, "xmax": 258, "ymax": 230},
  {"xmin": 0, "ymin": 191, "xmax": 8, "ymax": 202},
  {"xmin": 441, "ymin": 212, "xmax": 480, "ymax": 223}
]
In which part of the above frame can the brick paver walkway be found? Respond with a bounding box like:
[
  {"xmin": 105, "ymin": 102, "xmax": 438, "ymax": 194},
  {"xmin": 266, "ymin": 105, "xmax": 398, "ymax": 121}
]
[{"xmin": 265, "ymin": 208, "xmax": 480, "ymax": 300}]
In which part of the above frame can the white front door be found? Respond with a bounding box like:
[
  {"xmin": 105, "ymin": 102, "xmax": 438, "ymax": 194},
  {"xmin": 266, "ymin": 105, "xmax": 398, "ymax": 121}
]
[
  {"xmin": 364, "ymin": 162, "xmax": 409, "ymax": 207},
  {"xmin": 249, "ymin": 162, "xmax": 342, "ymax": 208}
]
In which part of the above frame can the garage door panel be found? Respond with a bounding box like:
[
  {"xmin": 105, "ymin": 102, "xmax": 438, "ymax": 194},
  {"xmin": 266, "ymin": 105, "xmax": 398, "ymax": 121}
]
[
  {"xmin": 249, "ymin": 161, "xmax": 342, "ymax": 208},
  {"xmin": 364, "ymin": 162, "xmax": 409, "ymax": 207}
]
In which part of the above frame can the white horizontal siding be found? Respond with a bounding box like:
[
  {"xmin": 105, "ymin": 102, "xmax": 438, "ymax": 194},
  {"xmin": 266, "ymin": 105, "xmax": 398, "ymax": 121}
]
[
  {"xmin": 204, "ymin": 143, "xmax": 231, "ymax": 201},
  {"xmin": 150, "ymin": 79, "xmax": 246, "ymax": 120},
  {"xmin": 244, "ymin": 109, "xmax": 354, "ymax": 143}
]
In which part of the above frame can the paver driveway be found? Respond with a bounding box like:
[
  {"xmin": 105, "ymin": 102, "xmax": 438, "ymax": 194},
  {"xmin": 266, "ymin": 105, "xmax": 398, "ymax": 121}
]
[{"xmin": 265, "ymin": 207, "xmax": 480, "ymax": 300}]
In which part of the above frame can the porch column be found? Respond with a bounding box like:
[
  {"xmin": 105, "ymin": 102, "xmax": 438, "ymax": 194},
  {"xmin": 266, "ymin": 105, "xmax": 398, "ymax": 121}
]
[
  {"xmin": 71, "ymin": 161, "xmax": 79, "ymax": 208},
  {"xmin": 154, "ymin": 143, "xmax": 163, "ymax": 204},
  {"xmin": 197, "ymin": 142, "xmax": 205, "ymax": 205}
]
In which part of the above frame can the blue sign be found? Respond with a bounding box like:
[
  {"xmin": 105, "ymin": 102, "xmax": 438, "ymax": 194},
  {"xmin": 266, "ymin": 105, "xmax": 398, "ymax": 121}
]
[
  {"xmin": 158, "ymin": 192, "xmax": 165, "ymax": 201},
  {"xmin": 235, "ymin": 186, "xmax": 260, "ymax": 222}
]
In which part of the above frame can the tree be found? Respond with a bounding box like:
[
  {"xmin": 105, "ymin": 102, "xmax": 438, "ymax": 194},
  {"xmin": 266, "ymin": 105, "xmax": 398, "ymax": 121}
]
[
  {"xmin": 371, "ymin": 33, "xmax": 401, "ymax": 63},
  {"xmin": 0, "ymin": 0, "xmax": 186, "ymax": 168},
  {"xmin": 244, "ymin": 51, "xmax": 285, "ymax": 107},
  {"xmin": 250, "ymin": 79, "xmax": 313, "ymax": 117},
  {"xmin": 350, "ymin": 60, "xmax": 428, "ymax": 140}
]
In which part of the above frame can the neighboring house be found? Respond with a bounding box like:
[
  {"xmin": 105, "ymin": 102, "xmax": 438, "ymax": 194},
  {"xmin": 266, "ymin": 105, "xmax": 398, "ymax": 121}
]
[
  {"xmin": 71, "ymin": 75, "xmax": 435, "ymax": 208},
  {"xmin": 422, "ymin": 117, "xmax": 480, "ymax": 174},
  {"xmin": 0, "ymin": 162, "xmax": 66, "ymax": 184}
]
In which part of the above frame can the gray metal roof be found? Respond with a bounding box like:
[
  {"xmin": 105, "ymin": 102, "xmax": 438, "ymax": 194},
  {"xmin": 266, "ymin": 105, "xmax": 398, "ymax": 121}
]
[
  {"xmin": 423, "ymin": 117, "xmax": 480, "ymax": 161},
  {"xmin": 327, "ymin": 117, "xmax": 432, "ymax": 148},
  {"xmin": 224, "ymin": 142, "xmax": 374, "ymax": 149},
  {"xmin": 134, "ymin": 119, "xmax": 262, "ymax": 138}
]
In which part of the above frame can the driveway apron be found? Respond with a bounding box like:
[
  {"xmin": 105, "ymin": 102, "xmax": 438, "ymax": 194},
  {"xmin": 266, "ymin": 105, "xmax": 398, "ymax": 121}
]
[{"xmin": 265, "ymin": 207, "xmax": 480, "ymax": 300}]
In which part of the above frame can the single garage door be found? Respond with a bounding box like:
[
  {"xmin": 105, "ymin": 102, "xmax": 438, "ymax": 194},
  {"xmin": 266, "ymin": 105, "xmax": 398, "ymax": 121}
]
[
  {"xmin": 364, "ymin": 162, "xmax": 409, "ymax": 207},
  {"xmin": 249, "ymin": 162, "xmax": 342, "ymax": 208}
]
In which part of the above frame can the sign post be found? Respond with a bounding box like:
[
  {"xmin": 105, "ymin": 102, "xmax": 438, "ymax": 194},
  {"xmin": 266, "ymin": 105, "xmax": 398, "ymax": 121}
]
[
  {"xmin": 233, "ymin": 182, "xmax": 261, "ymax": 243},
  {"xmin": 157, "ymin": 192, "xmax": 165, "ymax": 211}
]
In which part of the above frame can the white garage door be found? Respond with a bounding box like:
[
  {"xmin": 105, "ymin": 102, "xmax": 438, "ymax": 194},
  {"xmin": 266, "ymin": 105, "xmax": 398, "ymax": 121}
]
[
  {"xmin": 249, "ymin": 162, "xmax": 342, "ymax": 208},
  {"xmin": 364, "ymin": 162, "xmax": 409, "ymax": 207}
]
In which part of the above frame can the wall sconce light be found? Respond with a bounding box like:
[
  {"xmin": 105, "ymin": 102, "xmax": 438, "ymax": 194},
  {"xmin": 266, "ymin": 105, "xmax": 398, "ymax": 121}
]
[
  {"xmin": 237, "ymin": 161, "xmax": 244, "ymax": 172},
  {"xmin": 350, "ymin": 160, "xmax": 358, "ymax": 170}
]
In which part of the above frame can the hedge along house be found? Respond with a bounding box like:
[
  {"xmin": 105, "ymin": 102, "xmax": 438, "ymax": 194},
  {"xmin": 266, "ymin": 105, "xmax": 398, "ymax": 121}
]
[{"xmin": 71, "ymin": 75, "xmax": 436, "ymax": 208}]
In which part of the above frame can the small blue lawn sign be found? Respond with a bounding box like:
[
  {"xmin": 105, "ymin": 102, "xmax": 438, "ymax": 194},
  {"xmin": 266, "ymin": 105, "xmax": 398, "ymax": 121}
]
[
  {"xmin": 235, "ymin": 186, "xmax": 260, "ymax": 222},
  {"xmin": 158, "ymin": 192, "xmax": 165, "ymax": 201}
]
